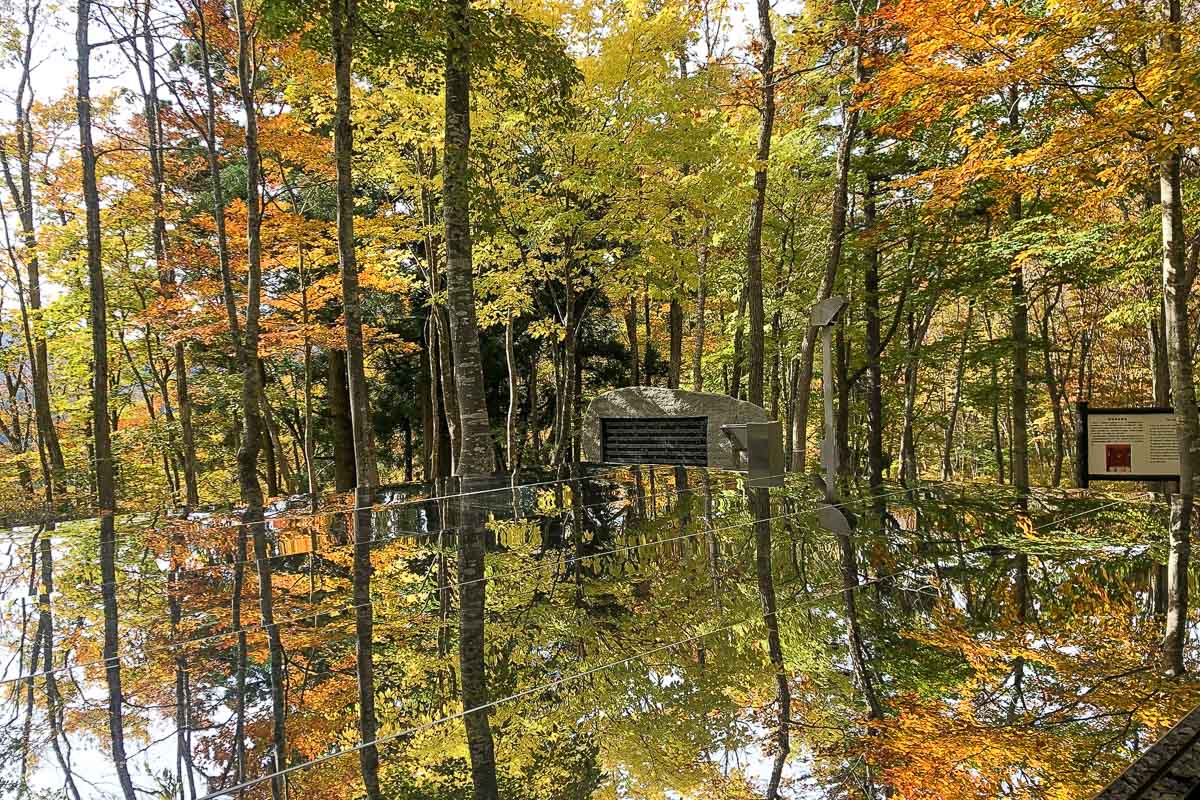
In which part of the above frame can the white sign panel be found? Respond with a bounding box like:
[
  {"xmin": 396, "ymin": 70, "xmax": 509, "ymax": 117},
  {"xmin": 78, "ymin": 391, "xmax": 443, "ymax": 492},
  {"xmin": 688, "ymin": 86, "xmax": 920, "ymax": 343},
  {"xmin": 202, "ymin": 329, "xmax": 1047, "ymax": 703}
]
[{"xmin": 1086, "ymin": 410, "xmax": 1180, "ymax": 479}]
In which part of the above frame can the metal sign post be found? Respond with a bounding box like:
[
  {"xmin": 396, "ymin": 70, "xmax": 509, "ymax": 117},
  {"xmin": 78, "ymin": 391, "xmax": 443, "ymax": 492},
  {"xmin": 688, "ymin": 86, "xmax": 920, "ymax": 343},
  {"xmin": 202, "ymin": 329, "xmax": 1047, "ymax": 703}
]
[{"xmin": 810, "ymin": 297, "xmax": 847, "ymax": 504}]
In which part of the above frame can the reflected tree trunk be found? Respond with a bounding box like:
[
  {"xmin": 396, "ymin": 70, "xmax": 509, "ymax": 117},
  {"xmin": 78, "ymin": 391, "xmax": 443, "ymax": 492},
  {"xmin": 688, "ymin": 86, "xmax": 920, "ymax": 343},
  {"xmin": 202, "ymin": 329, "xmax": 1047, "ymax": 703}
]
[
  {"xmin": 458, "ymin": 487, "xmax": 498, "ymax": 799},
  {"xmin": 39, "ymin": 527, "xmax": 83, "ymax": 800},
  {"xmin": 749, "ymin": 487, "xmax": 789, "ymax": 798},
  {"xmin": 352, "ymin": 486, "xmax": 382, "ymax": 798},
  {"xmin": 837, "ymin": 529, "xmax": 883, "ymax": 720}
]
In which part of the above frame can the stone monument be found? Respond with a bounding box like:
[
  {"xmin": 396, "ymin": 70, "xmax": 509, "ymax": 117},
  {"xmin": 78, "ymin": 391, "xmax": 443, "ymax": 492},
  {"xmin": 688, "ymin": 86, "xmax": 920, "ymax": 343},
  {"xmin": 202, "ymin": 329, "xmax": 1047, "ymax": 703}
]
[{"xmin": 580, "ymin": 386, "xmax": 772, "ymax": 469}]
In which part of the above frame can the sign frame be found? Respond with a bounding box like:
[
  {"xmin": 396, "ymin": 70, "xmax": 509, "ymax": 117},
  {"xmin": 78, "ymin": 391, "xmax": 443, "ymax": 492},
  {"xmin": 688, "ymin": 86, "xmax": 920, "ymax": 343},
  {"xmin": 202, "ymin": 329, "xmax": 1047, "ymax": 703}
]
[{"xmin": 1075, "ymin": 401, "xmax": 1180, "ymax": 488}]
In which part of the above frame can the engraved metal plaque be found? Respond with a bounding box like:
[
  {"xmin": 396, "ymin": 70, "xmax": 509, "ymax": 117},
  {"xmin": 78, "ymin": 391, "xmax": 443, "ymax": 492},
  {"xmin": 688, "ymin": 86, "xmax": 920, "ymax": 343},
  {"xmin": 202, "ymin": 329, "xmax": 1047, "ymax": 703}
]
[{"xmin": 600, "ymin": 416, "xmax": 708, "ymax": 466}]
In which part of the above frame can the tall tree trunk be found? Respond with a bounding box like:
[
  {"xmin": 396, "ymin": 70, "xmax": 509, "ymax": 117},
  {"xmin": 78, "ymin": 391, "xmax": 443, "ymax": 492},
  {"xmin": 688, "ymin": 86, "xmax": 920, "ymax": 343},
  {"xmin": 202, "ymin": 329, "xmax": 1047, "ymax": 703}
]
[
  {"xmin": 232, "ymin": 3, "xmax": 287, "ymax": 794},
  {"xmin": 746, "ymin": 0, "xmax": 775, "ymax": 408},
  {"xmin": 333, "ymin": 0, "xmax": 378, "ymax": 490},
  {"xmin": 1008, "ymin": 87, "xmax": 1030, "ymax": 495},
  {"xmin": 138, "ymin": 3, "xmax": 198, "ymax": 508},
  {"xmin": 941, "ymin": 302, "xmax": 974, "ymax": 480},
  {"xmin": 77, "ymin": 5, "xmax": 136, "ymax": 798},
  {"xmin": 864, "ymin": 177, "xmax": 884, "ymax": 493},
  {"xmin": 1159, "ymin": 0, "xmax": 1194, "ymax": 675},
  {"xmin": 791, "ymin": 46, "xmax": 863, "ymax": 470},
  {"xmin": 191, "ymin": 4, "xmax": 249, "ymax": 785},
  {"xmin": 445, "ymin": 2, "xmax": 499, "ymax": 794}
]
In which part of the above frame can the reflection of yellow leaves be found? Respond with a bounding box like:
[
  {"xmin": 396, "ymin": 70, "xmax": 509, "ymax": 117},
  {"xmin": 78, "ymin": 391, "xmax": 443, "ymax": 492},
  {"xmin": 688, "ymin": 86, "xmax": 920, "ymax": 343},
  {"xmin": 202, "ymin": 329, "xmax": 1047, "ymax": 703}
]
[{"xmin": 1016, "ymin": 513, "xmax": 1036, "ymax": 538}]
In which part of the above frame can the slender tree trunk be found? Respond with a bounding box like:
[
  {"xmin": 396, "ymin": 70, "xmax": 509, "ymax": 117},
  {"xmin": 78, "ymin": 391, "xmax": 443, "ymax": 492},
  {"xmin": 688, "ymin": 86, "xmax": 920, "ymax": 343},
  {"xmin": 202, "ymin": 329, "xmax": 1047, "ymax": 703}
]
[
  {"xmin": 300, "ymin": 253, "xmax": 318, "ymax": 508},
  {"xmin": 643, "ymin": 284, "xmax": 653, "ymax": 386},
  {"xmin": 191, "ymin": 8, "xmax": 249, "ymax": 784},
  {"xmin": 1008, "ymin": 88, "xmax": 1030, "ymax": 495},
  {"xmin": 729, "ymin": 288, "xmax": 747, "ymax": 400},
  {"xmin": 1159, "ymin": 1, "xmax": 1194, "ymax": 674},
  {"xmin": 941, "ymin": 302, "xmax": 974, "ymax": 480},
  {"xmin": 1150, "ymin": 307, "xmax": 1170, "ymax": 406},
  {"xmin": 137, "ymin": 5, "xmax": 198, "ymax": 507},
  {"xmin": 749, "ymin": 487, "xmax": 789, "ymax": 798},
  {"xmin": 557, "ymin": 271, "xmax": 578, "ymax": 465},
  {"xmin": 421, "ymin": 342, "xmax": 434, "ymax": 479},
  {"xmin": 333, "ymin": 0, "xmax": 378, "ymax": 490},
  {"xmin": 404, "ymin": 417, "xmax": 414, "ymax": 481},
  {"xmin": 77, "ymin": 6, "xmax": 136, "ymax": 798},
  {"xmin": 624, "ymin": 296, "xmax": 640, "ymax": 386},
  {"xmin": 1, "ymin": 0, "xmax": 65, "ymax": 489},
  {"xmin": 985, "ymin": 322, "xmax": 1005, "ymax": 483},
  {"xmin": 900, "ymin": 300, "xmax": 936, "ymax": 486},
  {"xmin": 505, "ymin": 315, "xmax": 518, "ymax": 470},
  {"xmin": 864, "ymin": 177, "xmax": 884, "ymax": 493},
  {"xmin": 746, "ymin": 0, "xmax": 775, "ymax": 408},
  {"xmin": 1040, "ymin": 297, "xmax": 1066, "ymax": 487},
  {"xmin": 792, "ymin": 51, "xmax": 862, "ymax": 470},
  {"xmin": 693, "ymin": 224, "xmax": 708, "ymax": 391},
  {"xmin": 39, "ymin": 529, "xmax": 84, "ymax": 800},
  {"xmin": 668, "ymin": 298, "xmax": 683, "ymax": 390},
  {"xmin": 528, "ymin": 348, "xmax": 540, "ymax": 457}
]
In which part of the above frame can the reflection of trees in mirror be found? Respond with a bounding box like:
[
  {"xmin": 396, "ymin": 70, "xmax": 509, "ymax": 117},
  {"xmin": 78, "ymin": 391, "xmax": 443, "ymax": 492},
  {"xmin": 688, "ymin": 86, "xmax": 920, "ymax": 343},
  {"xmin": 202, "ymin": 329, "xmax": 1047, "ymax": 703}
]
[{"xmin": 2, "ymin": 471, "xmax": 1196, "ymax": 799}]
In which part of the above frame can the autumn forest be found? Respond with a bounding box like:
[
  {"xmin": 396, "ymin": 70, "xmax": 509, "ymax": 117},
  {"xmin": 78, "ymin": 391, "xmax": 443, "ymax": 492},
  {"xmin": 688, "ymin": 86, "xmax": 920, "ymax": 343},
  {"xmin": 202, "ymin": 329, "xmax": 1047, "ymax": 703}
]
[{"xmin": 2, "ymin": 0, "xmax": 1200, "ymax": 797}]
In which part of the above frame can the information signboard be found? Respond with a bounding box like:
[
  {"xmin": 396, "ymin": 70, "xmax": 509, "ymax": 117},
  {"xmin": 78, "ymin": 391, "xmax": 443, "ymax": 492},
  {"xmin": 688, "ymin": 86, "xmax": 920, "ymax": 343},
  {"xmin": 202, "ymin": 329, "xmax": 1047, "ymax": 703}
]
[{"xmin": 1076, "ymin": 402, "xmax": 1181, "ymax": 487}]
